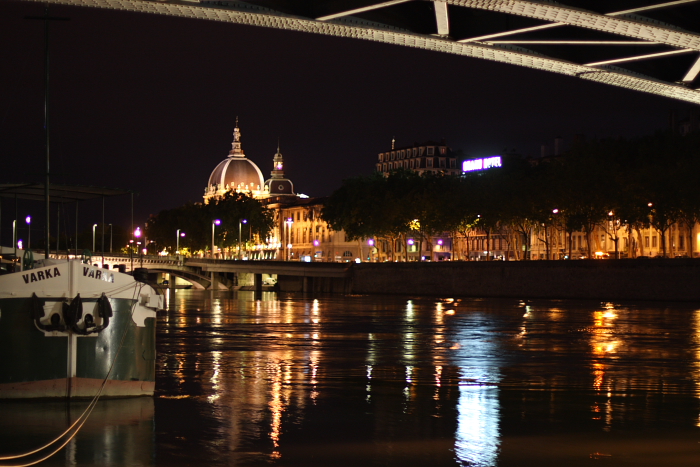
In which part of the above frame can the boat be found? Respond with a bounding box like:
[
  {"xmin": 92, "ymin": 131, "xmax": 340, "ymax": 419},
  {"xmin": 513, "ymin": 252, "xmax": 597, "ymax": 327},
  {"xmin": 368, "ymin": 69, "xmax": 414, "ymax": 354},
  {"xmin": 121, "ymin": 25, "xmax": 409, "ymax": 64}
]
[
  {"xmin": 0, "ymin": 6, "xmax": 161, "ymax": 399},
  {"xmin": 0, "ymin": 250, "xmax": 162, "ymax": 398}
]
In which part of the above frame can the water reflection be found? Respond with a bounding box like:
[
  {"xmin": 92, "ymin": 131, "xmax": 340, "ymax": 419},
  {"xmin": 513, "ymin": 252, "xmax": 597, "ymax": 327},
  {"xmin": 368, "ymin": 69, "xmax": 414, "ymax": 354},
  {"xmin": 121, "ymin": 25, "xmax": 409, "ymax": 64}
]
[
  {"xmin": 0, "ymin": 398, "xmax": 153, "ymax": 466},
  {"xmin": 3, "ymin": 293, "xmax": 700, "ymax": 466}
]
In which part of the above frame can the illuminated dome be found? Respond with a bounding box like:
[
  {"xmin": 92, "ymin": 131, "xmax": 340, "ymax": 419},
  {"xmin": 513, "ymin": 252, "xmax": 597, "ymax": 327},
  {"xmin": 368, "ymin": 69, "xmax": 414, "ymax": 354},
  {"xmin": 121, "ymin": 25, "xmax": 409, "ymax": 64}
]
[{"xmin": 204, "ymin": 120, "xmax": 266, "ymax": 202}]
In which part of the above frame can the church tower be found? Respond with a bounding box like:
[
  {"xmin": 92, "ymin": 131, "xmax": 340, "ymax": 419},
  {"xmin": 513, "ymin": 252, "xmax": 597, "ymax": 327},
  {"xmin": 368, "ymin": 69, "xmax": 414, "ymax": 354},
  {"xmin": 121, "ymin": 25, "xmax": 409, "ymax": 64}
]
[{"xmin": 264, "ymin": 144, "xmax": 295, "ymax": 197}]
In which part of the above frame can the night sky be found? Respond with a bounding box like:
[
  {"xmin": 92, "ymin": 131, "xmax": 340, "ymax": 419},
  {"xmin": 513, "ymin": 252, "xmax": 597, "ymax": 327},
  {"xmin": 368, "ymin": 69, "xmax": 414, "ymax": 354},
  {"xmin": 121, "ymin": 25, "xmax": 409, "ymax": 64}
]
[{"xmin": 1, "ymin": 0, "xmax": 697, "ymax": 236}]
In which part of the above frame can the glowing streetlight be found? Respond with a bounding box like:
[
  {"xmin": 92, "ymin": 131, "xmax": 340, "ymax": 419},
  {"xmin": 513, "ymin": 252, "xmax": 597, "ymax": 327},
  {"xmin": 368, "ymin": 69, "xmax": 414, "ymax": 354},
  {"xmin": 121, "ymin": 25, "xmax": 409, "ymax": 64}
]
[
  {"xmin": 285, "ymin": 217, "xmax": 294, "ymax": 261},
  {"xmin": 211, "ymin": 219, "xmax": 221, "ymax": 259},
  {"xmin": 176, "ymin": 229, "xmax": 185, "ymax": 254},
  {"xmin": 238, "ymin": 219, "xmax": 247, "ymax": 260},
  {"xmin": 134, "ymin": 227, "xmax": 142, "ymax": 269},
  {"xmin": 25, "ymin": 216, "xmax": 31, "ymax": 250}
]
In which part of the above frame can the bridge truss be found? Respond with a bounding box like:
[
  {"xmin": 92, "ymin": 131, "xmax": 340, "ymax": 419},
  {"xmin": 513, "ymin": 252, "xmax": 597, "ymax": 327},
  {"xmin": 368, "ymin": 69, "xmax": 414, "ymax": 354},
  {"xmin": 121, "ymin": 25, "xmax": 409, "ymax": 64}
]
[{"xmin": 20, "ymin": 0, "xmax": 700, "ymax": 104}]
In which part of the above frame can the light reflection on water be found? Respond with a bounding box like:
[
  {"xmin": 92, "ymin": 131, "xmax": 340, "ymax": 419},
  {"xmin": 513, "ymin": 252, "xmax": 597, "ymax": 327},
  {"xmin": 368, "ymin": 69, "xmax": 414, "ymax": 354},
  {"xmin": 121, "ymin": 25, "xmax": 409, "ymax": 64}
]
[{"xmin": 3, "ymin": 292, "xmax": 700, "ymax": 466}]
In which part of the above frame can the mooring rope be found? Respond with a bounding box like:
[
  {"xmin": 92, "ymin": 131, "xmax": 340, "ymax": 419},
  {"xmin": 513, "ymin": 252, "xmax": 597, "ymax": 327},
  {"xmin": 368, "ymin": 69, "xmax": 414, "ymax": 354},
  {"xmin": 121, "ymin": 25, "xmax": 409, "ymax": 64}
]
[{"xmin": 0, "ymin": 282, "xmax": 146, "ymax": 467}]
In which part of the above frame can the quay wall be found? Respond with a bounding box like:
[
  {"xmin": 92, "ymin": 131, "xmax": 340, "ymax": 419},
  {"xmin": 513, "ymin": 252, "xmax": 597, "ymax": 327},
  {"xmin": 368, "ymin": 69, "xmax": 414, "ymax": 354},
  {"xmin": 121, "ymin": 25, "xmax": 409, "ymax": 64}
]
[{"xmin": 350, "ymin": 259, "xmax": 700, "ymax": 302}]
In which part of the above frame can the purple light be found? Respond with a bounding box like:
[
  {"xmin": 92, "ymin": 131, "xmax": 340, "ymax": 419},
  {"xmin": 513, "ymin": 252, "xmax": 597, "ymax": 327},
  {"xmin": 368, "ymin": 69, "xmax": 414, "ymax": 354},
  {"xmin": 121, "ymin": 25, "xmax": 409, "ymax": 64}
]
[
  {"xmin": 407, "ymin": 239, "xmax": 415, "ymax": 246},
  {"xmin": 180, "ymin": 232, "xmax": 186, "ymax": 237},
  {"xmin": 25, "ymin": 216, "xmax": 31, "ymax": 225},
  {"xmin": 313, "ymin": 240, "xmax": 320, "ymax": 246},
  {"xmin": 368, "ymin": 239, "xmax": 375, "ymax": 246},
  {"xmin": 437, "ymin": 239, "xmax": 443, "ymax": 246},
  {"xmin": 242, "ymin": 219, "xmax": 248, "ymax": 224},
  {"xmin": 214, "ymin": 219, "xmax": 221, "ymax": 226},
  {"xmin": 134, "ymin": 227, "xmax": 142, "ymax": 238}
]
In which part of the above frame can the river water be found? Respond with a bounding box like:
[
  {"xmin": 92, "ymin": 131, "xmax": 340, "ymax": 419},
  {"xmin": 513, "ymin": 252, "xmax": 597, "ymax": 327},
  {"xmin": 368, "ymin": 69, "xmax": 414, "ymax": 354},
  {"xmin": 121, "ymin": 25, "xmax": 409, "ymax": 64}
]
[{"xmin": 2, "ymin": 291, "xmax": 700, "ymax": 466}]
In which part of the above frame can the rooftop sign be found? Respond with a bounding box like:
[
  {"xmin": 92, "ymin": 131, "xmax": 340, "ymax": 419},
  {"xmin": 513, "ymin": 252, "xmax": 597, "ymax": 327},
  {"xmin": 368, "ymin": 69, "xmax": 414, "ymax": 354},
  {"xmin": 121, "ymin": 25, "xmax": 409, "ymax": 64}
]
[{"xmin": 462, "ymin": 156, "xmax": 502, "ymax": 173}]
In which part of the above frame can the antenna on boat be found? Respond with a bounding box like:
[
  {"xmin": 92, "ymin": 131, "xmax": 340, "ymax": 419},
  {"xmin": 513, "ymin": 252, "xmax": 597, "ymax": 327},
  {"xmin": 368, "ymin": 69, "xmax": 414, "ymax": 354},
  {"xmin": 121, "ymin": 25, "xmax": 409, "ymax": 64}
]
[{"xmin": 26, "ymin": 6, "xmax": 68, "ymax": 259}]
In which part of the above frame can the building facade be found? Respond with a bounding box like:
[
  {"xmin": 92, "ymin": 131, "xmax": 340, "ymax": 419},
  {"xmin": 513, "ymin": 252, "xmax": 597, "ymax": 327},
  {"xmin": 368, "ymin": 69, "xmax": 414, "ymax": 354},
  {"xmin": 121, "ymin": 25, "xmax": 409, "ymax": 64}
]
[
  {"xmin": 376, "ymin": 139, "xmax": 460, "ymax": 176},
  {"xmin": 204, "ymin": 122, "xmax": 368, "ymax": 262}
]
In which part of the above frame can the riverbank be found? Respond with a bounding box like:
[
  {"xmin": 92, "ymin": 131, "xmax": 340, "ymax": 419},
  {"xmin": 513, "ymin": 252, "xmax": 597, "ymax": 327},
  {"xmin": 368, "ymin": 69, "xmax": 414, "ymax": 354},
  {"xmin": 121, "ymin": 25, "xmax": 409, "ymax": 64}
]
[{"xmin": 348, "ymin": 258, "xmax": 700, "ymax": 301}]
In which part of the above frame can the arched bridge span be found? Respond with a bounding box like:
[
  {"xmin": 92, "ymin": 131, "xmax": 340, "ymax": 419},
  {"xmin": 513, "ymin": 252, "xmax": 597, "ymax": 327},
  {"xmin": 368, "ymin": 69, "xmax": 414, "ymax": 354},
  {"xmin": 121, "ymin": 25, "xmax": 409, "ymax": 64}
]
[{"xmin": 20, "ymin": 0, "xmax": 700, "ymax": 104}]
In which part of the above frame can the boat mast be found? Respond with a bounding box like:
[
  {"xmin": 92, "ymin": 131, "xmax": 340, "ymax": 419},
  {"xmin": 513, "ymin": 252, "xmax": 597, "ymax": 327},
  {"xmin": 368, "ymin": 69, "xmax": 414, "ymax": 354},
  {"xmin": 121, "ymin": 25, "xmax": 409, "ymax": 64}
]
[
  {"xmin": 43, "ymin": 5, "xmax": 50, "ymax": 259},
  {"xmin": 28, "ymin": 6, "xmax": 68, "ymax": 259}
]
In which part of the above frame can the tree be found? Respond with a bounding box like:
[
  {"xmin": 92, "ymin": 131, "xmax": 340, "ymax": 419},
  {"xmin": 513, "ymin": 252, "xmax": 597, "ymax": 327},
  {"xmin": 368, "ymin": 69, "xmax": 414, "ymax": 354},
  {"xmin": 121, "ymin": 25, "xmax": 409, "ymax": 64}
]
[{"xmin": 145, "ymin": 193, "xmax": 273, "ymax": 255}]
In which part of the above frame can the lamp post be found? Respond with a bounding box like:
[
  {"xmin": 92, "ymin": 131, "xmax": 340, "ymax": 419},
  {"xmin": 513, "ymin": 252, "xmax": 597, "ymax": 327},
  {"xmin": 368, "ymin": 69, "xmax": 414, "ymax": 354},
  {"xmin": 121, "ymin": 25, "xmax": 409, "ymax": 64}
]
[
  {"xmin": 211, "ymin": 219, "xmax": 221, "ymax": 259},
  {"xmin": 368, "ymin": 239, "xmax": 375, "ymax": 262},
  {"xmin": 92, "ymin": 223, "xmax": 97, "ymax": 252},
  {"xmin": 285, "ymin": 217, "xmax": 293, "ymax": 261},
  {"xmin": 134, "ymin": 227, "xmax": 142, "ymax": 269},
  {"xmin": 176, "ymin": 229, "xmax": 185, "ymax": 254},
  {"xmin": 109, "ymin": 224, "xmax": 113, "ymax": 254},
  {"xmin": 238, "ymin": 219, "xmax": 247, "ymax": 260},
  {"xmin": 12, "ymin": 220, "xmax": 16, "ymax": 256},
  {"xmin": 25, "ymin": 216, "xmax": 31, "ymax": 250}
]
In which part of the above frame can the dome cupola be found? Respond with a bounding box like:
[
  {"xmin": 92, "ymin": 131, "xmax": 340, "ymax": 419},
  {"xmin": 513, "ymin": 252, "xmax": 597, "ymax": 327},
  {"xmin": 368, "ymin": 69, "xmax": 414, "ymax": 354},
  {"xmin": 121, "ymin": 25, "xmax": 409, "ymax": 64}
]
[{"xmin": 204, "ymin": 119, "xmax": 266, "ymax": 202}]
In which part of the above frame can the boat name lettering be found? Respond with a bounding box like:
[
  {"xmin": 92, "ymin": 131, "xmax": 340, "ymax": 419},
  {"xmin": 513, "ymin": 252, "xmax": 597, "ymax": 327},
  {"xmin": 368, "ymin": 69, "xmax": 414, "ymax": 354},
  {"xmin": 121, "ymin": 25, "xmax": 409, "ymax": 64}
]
[
  {"xmin": 22, "ymin": 267, "xmax": 61, "ymax": 284},
  {"xmin": 82, "ymin": 267, "xmax": 114, "ymax": 283}
]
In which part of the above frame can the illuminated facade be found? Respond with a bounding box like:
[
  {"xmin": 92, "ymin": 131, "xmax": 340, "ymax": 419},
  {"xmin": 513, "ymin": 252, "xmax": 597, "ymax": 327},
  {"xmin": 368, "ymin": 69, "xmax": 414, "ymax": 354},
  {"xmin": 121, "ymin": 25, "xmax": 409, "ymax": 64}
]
[
  {"xmin": 204, "ymin": 122, "xmax": 368, "ymax": 262},
  {"xmin": 204, "ymin": 120, "xmax": 267, "ymax": 203},
  {"xmin": 269, "ymin": 197, "xmax": 372, "ymax": 262}
]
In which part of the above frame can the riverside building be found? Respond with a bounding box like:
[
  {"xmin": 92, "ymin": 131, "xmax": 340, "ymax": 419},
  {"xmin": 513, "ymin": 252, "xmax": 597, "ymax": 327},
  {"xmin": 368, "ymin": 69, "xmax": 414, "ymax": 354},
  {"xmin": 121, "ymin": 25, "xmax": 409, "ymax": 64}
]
[{"xmin": 204, "ymin": 121, "xmax": 368, "ymax": 261}]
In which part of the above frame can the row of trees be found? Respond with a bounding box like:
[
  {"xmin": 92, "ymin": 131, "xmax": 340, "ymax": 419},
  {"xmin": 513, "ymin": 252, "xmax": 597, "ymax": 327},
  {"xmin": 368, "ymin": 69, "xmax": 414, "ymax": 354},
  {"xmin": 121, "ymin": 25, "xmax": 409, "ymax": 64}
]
[
  {"xmin": 144, "ymin": 192, "xmax": 274, "ymax": 256},
  {"xmin": 322, "ymin": 130, "xmax": 700, "ymax": 260}
]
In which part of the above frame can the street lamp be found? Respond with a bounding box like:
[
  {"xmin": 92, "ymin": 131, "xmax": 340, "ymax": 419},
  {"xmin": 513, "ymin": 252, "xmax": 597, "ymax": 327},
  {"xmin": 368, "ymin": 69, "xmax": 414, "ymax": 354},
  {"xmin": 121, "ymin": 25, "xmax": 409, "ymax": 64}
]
[
  {"xmin": 134, "ymin": 227, "xmax": 142, "ymax": 268},
  {"xmin": 238, "ymin": 219, "xmax": 247, "ymax": 260},
  {"xmin": 92, "ymin": 223, "xmax": 98, "ymax": 252},
  {"xmin": 176, "ymin": 229, "xmax": 185, "ymax": 254},
  {"xmin": 12, "ymin": 220, "xmax": 16, "ymax": 256},
  {"xmin": 211, "ymin": 219, "xmax": 221, "ymax": 259},
  {"xmin": 285, "ymin": 217, "xmax": 294, "ymax": 261},
  {"xmin": 25, "ymin": 216, "xmax": 31, "ymax": 250}
]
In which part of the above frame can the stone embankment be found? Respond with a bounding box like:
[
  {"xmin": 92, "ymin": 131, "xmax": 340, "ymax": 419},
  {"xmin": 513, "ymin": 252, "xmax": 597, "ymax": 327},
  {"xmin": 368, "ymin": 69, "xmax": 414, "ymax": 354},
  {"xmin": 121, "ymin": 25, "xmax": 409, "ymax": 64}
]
[{"xmin": 350, "ymin": 258, "xmax": 700, "ymax": 302}]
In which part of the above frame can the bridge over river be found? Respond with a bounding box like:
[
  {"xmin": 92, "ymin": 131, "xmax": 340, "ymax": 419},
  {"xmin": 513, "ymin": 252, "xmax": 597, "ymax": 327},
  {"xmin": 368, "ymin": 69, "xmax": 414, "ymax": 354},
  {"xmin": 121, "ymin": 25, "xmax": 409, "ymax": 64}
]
[
  {"xmin": 76, "ymin": 253, "xmax": 700, "ymax": 301},
  {"xmin": 92, "ymin": 255, "xmax": 353, "ymax": 293}
]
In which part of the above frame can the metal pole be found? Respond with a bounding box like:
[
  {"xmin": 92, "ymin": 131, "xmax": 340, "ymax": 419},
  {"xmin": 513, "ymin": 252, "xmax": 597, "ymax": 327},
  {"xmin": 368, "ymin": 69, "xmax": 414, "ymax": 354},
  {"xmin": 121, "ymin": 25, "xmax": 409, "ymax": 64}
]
[
  {"xmin": 56, "ymin": 205, "xmax": 59, "ymax": 257},
  {"xmin": 14, "ymin": 194, "xmax": 17, "ymax": 257},
  {"xmin": 211, "ymin": 223, "xmax": 215, "ymax": 259},
  {"xmin": 109, "ymin": 224, "xmax": 113, "ymax": 253},
  {"xmin": 101, "ymin": 196, "xmax": 105, "ymax": 265},
  {"xmin": 44, "ymin": 5, "xmax": 51, "ymax": 260},
  {"xmin": 74, "ymin": 202, "xmax": 78, "ymax": 258}
]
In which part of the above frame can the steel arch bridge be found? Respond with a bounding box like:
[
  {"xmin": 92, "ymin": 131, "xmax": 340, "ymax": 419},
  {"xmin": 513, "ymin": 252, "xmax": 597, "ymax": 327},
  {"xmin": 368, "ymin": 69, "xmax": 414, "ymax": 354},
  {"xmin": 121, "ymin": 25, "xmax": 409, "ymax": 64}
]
[{"xmin": 21, "ymin": 0, "xmax": 700, "ymax": 104}]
